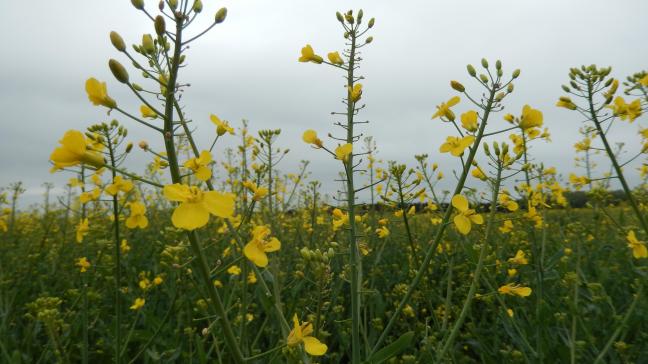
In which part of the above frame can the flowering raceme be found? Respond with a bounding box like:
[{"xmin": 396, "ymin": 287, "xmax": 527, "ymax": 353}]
[
  {"xmin": 163, "ymin": 184, "xmax": 235, "ymax": 230},
  {"xmin": 607, "ymin": 97, "xmax": 642, "ymax": 122},
  {"xmin": 50, "ymin": 130, "xmax": 105, "ymax": 170},
  {"xmin": 518, "ymin": 105, "xmax": 543, "ymax": 130}
]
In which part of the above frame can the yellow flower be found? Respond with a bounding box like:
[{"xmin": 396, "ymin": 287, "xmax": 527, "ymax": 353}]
[
  {"xmin": 507, "ymin": 269, "xmax": 518, "ymax": 277},
  {"xmin": 153, "ymin": 276, "xmax": 163, "ymax": 285},
  {"xmin": 247, "ymin": 272, "xmax": 257, "ymax": 284},
  {"xmin": 126, "ymin": 201, "xmax": 148, "ymax": 229},
  {"xmin": 50, "ymin": 130, "xmax": 105, "ymax": 169},
  {"xmin": 556, "ymin": 96, "xmax": 577, "ymax": 110},
  {"xmin": 76, "ymin": 257, "xmax": 91, "ymax": 273},
  {"xmin": 499, "ymin": 220, "xmax": 513, "ymax": 234},
  {"xmin": 210, "ymin": 114, "xmax": 235, "ymax": 136},
  {"xmin": 327, "ymin": 51, "xmax": 344, "ymax": 65},
  {"xmin": 302, "ymin": 130, "xmax": 323, "ymax": 148},
  {"xmin": 120, "ymin": 239, "xmax": 131, "ymax": 254},
  {"xmin": 242, "ymin": 181, "xmax": 268, "ymax": 201},
  {"xmin": 451, "ymin": 195, "xmax": 483, "ymax": 235},
  {"xmin": 348, "ymin": 83, "xmax": 363, "ymax": 102},
  {"xmin": 79, "ymin": 188, "xmax": 101, "ymax": 204},
  {"xmin": 640, "ymin": 74, "xmax": 648, "ymax": 86},
  {"xmin": 432, "ymin": 96, "xmax": 460, "ymax": 121},
  {"xmin": 335, "ymin": 143, "xmax": 353, "ymax": 162},
  {"xmin": 130, "ymin": 298, "xmax": 145, "ymax": 310},
  {"xmin": 298, "ymin": 44, "xmax": 323, "ymax": 64},
  {"xmin": 626, "ymin": 231, "xmax": 647, "ymax": 259},
  {"xmin": 460, "ymin": 110, "xmax": 479, "ymax": 132},
  {"xmin": 508, "ymin": 250, "xmax": 528, "ymax": 265},
  {"xmin": 439, "ymin": 136, "xmax": 475, "ymax": 157},
  {"xmin": 499, "ymin": 194, "xmax": 519, "ymax": 212},
  {"xmin": 498, "ymin": 283, "xmax": 532, "ymax": 297},
  {"xmin": 376, "ymin": 225, "xmax": 390, "ymax": 238},
  {"xmin": 227, "ymin": 265, "xmax": 241, "ymax": 275},
  {"xmin": 287, "ymin": 314, "xmax": 328, "ymax": 356},
  {"xmin": 184, "ymin": 150, "xmax": 213, "ymax": 181},
  {"xmin": 140, "ymin": 105, "xmax": 157, "ymax": 118},
  {"xmin": 519, "ymin": 105, "xmax": 543, "ymax": 130},
  {"xmin": 608, "ymin": 97, "xmax": 642, "ymax": 122},
  {"xmin": 76, "ymin": 218, "xmax": 90, "ymax": 243},
  {"xmin": 85, "ymin": 78, "xmax": 117, "ymax": 108},
  {"xmin": 105, "ymin": 175, "xmax": 134, "ymax": 196},
  {"xmin": 574, "ymin": 138, "xmax": 591, "ymax": 152},
  {"xmin": 471, "ymin": 166, "xmax": 487, "ymax": 181},
  {"xmin": 163, "ymin": 184, "xmax": 235, "ymax": 230},
  {"xmin": 243, "ymin": 225, "xmax": 281, "ymax": 267}
]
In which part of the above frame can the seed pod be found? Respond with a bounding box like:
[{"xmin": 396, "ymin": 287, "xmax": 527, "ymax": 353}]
[
  {"xmin": 450, "ymin": 80, "xmax": 465, "ymax": 92},
  {"xmin": 109, "ymin": 59, "xmax": 129, "ymax": 83},
  {"xmin": 467, "ymin": 64, "xmax": 476, "ymax": 77},
  {"xmin": 155, "ymin": 16, "xmax": 166, "ymax": 36},
  {"xmin": 131, "ymin": 0, "xmax": 144, "ymax": 10},
  {"xmin": 214, "ymin": 7, "xmax": 227, "ymax": 23},
  {"xmin": 110, "ymin": 31, "xmax": 126, "ymax": 52}
]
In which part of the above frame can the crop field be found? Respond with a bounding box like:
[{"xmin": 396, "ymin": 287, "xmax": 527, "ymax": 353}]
[{"xmin": 1, "ymin": 1, "xmax": 647, "ymax": 363}]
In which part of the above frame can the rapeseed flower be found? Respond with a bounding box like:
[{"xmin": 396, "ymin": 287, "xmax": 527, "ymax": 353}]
[
  {"xmin": 50, "ymin": 130, "xmax": 105, "ymax": 169},
  {"xmin": 130, "ymin": 298, "xmax": 145, "ymax": 310},
  {"xmin": 184, "ymin": 150, "xmax": 213, "ymax": 182},
  {"xmin": 298, "ymin": 44, "xmax": 323, "ymax": 64},
  {"xmin": 125, "ymin": 201, "xmax": 148, "ymax": 229},
  {"xmin": 335, "ymin": 144, "xmax": 353, "ymax": 162},
  {"xmin": 626, "ymin": 231, "xmax": 647, "ymax": 259},
  {"xmin": 85, "ymin": 78, "xmax": 117, "ymax": 108},
  {"xmin": 105, "ymin": 175, "xmax": 134, "ymax": 195},
  {"xmin": 76, "ymin": 218, "xmax": 90, "ymax": 243},
  {"xmin": 287, "ymin": 314, "xmax": 328, "ymax": 356},
  {"xmin": 302, "ymin": 130, "xmax": 323, "ymax": 148},
  {"xmin": 508, "ymin": 250, "xmax": 528, "ymax": 265},
  {"xmin": 440, "ymin": 136, "xmax": 474, "ymax": 157},
  {"xmin": 76, "ymin": 257, "xmax": 91, "ymax": 273},
  {"xmin": 498, "ymin": 283, "xmax": 532, "ymax": 297},
  {"xmin": 432, "ymin": 96, "xmax": 460, "ymax": 121},
  {"xmin": 327, "ymin": 51, "xmax": 344, "ymax": 65},
  {"xmin": 210, "ymin": 114, "xmax": 235, "ymax": 136},
  {"xmin": 163, "ymin": 184, "xmax": 235, "ymax": 230},
  {"xmin": 243, "ymin": 225, "xmax": 281, "ymax": 267},
  {"xmin": 451, "ymin": 195, "xmax": 483, "ymax": 235}
]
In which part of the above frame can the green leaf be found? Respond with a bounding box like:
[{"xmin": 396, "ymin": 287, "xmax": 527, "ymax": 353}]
[{"xmin": 366, "ymin": 331, "xmax": 414, "ymax": 364}]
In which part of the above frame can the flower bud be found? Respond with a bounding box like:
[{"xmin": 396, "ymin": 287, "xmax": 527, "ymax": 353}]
[
  {"xmin": 158, "ymin": 1, "xmax": 164, "ymax": 11},
  {"xmin": 138, "ymin": 141, "xmax": 149, "ymax": 150},
  {"xmin": 450, "ymin": 80, "xmax": 465, "ymax": 92},
  {"xmin": 496, "ymin": 60, "xmax": 502, "ymax": 70},
  {"xmin": 110, "ymin": 31, "xmax": 126, "ymax": 52},
  {"xmin": 169, "ymin": 0, "xmax": 178, "ymax": 9},
  {"xmin": 481, "ymin": 58, "xmax": 489, "ymax": 68},
  {"xmin": 142, "ymin": 34, "xmax": 155, "ymax": 54},
  {"xmin": 368, "ymin": 18, "xmax": 375, "ymax": 28},
  {"xmin": 357, "ymin": 9, "xmax": 363, "ymax": 23},
  {"xmin": 193, "ymin": 0, "xmax": 203, "ymax": 13},
  {"xmin": 336, "ymin": 12, "xmax": 344, "ymax": 22},
  {"xmin": 507, "ymin": 83, "xmax": 514, "ymax": 93},
  {"xmin": 561, "ymin": 85, "xmax": 570, "ymax": 92},
  {"xmin": 467, "ymin": 64, "xmax": 476, "ymax": 77},
  {"xmin": 109, "ymin": 59, "xmax": 129, "ymax": 83},
  {"xmin": 493, "ymin": 142, "xmax": 501, "ymax": 156},
  {"xmin": 125, "ymin": 142, "xmax": 133, "ymax": 153},
  {"xmin": 497, "ymin": 68, "xmax": 503, "ymax": 77},
  {"xmin": 483, "ymin": 143, "xmax": 491, "ymax": 157},
  {"xmin": 479, "ymin": 74, "xmax": 488, "ymax": 83},
  {"xmin": 155, "ymin": 16, "xmax": 166, "ymax": 36},
  {"xmin": 214, "ymin": 7, "xmax": 227, "ymax": 23},
  {"xmin": 495, "ymin": 92, "xmax": 505, "ymax": 101},
  {"xmin": 131, "ymin": 0, "xmax": 144, "ymax": 10},
  {"xmin": 512, "ymin": 69, "xmax": 521, "ymax": 79},
  {"xmin": 365, "ymin": 36, "xmax": 373, "ymax": 44}
]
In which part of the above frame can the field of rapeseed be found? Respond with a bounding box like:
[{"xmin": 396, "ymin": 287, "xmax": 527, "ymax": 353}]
[{"xmin": 1, "ymin": 2, "xmax": 647, "ymax": 363}]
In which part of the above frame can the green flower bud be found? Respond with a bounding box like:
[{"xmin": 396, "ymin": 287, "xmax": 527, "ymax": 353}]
[
  {"xmin": 496, "ymin": 60, "xmax": 502, "ymax": 70},
  {"xmin": 483, "ymin": 143, "xmax": 491, "ymax": 157},
  {"xmin": 450, "ymin": 80, "xmax": 465, "ymax": 92},
  {"xmin": 481, "ymin": 58, "xmax": 489, "ymax": 68},
  {"xmin": 155, "ymin": 16, "xmax": 166, "ymax": 36},
  {"xmin": 479, "ymin": 74, "xmax": 489, "ymax": 83},
  {"xmin": 110, "ymin": 31, "xmax": 126, "ymax": 52},
  {"xmin": 561, "ymin": 85, "xmax": 570, "ymax": 92},
  {"xmin": 125, "ymin": 142, "xmax": 133, "ymax": 153},
  {"xmin": 158, "ymin": 1, "xmax": 164, "ymax": 11},
  {"xmin": 366, "ymin": 36, "xmax": 373, "ymax": 44},
  {"xmin": 467, "ymin": 64, "xmax": 476, "ymax": 77},
  {"xmin": 336, "ymin": 12, "xmax": 344, "ymax": 22},
  {"xmin": 368, "ymin": 18, "xmax": 375, "ymax": 28},
  {"xmin": 109, "ymin": 59, "xmax": 129, "ymax": 84},
  {"xmin": 214, "ymin": 7, "xmax": 227, "ymax": 23},
  {"xmin": 357, "ymin": 9, "xmax": 363, "ymax": 24},
  {"xmin": 169, "ymin": 0, "xmax": 178, "ymax": 9},
  {"xmin": 493, "ymin": 142, "xmax": 501, "ymax": 156},
  {"xmin": 512, "ymin": 69, "xmax": 521, "ymax": 78},
  {"xmin": 496, "ymin": 92, "xmax": 505, "ymax": 101},
  {"xmin": 142, "ymin": 34, "xmax": 155, "ymax": 54},
  {"xmin": 193, "ymin": 0, "xmax": 203, "ymax": 13},
  {"xmin": 132, "ymin": 83, "xmax": 143, "ymax": 91},
  {"xmin": 507, "ymin": 83, "xmax": 514, "ymax": 93},
  {"xmin": 497, "ymin": 68, "xmax": 503, "ymax": 77},
  {"xmin": 131, "ymin": 0, "xmax": 144, "ymax": 10}
]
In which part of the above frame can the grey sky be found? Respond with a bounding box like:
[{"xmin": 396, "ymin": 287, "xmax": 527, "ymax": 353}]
[{"xmin": 2, "ymin": 0, "xmax": 647, "ymax": 207}]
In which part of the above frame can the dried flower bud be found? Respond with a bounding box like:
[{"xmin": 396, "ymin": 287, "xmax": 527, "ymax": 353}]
[
  {"xmin": 110, "ymin": 31, "xmax": 126, "ymax": 52},
  {"xmin": 109, "ymin": 59, "xmax": 129, "ymax": 83},
  {"xmin": 214, "ymin": 7, "xmax": 227, "ymax": 23}
]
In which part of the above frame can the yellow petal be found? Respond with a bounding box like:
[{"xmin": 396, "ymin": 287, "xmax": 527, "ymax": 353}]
[
  {"xmin": 470, "ymin": 213, "xmax": 484, "ymax": 225},
  {"xmin": 195, "ymin": 166, "xmax": 212, "ymax": 181},
  {"xmin": 203, "ymin": 191, "xmax": 235, "ymax": 218},
  {"xmin": 451, "ymin": 195, "xmax": 469, "ymax": 212},
  {"xmin": 303, "ymin": 336, "xmax": 328, "ymax": 356},
  {"xmin": 163, "ymin": 184, "xmax": 190, "ymax": 202},
  {"xmin": 454, "ymin": 214, "xmax": 471, "ymax": 235},
  {"xmin": 244, "ymin": 241, "xmax": 268, "ymax": 267},
  {"xmin": 264, "ymin": 237, "xmax": 281, "ymax": 252},
  {"xmin": 171, "ymin": 202, "xmax": 209, "ymax": 230}
]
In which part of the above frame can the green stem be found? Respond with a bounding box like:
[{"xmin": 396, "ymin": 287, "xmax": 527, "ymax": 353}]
[{"xmin": 107, "ymin": 135, "xmax": 122, "ymax": 364}]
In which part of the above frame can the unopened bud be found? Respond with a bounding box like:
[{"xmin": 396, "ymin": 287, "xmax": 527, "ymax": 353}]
[
  {"xmin": 142, "ymin": 34, "xmax": 155, "ymax": 54},
  {"xmin": 169, "ymin": 0, "xmax": 178, "ymax": 9},
  {"xmin": 125, "ymin": 142, "xmax": 133, "ymax": 153},
  {"xmin": 109, "ymin": 59, "xmax": 129, "ymax": 83},
  {"xmin": 357, "ymin": 9, "xmax": 363, "ymax": 23},
  {"xmin": 561, "ymin": 85, "xmax": 570, "ymax": 92},
  {"xmin": 336, "ymin": 12, "xmax": 344, "ymax": 22},
  {"xmin": 512, "ymin": 69, "xmax": 521, "ymax": 79},
  {"xmin": 483, "ymin": 143, "xmax": 491, "ymax": 157},
  {"xmin": 479, "ymin": 74, "xmax": 489, "ymax": 83},
  {"xmin": 507, "ymin": 83, "xmax": 514, "ymax": 93},
  {"xmin": 110, "ymin": 31, "xmax": 126, "ymax": 52},
  {"xmin": 193, "ymin": 0, "xmax": 203, "ymax": 13},
  {"xmin": 365, "ymin": 36, "xmax": 373, "ymax": 44},
  {"xmin": 450, "ymin": 80, "xmax": 465, "ymax": 92},
  {"xmin": 214, "ymin": 7, "xmax": 227, "ymax": 23},
  {"xmin": 467, "ymin": 64, "xmax": 476, "ymax": 77},
  {"xmin": 496, "ymin": 60, "xmax": 502, "ymax": 70},
  {"xmin": 155, "ymin": 16, "xmax": 166, "ymax": 36},
  {"xmin": 481, "ymin": 58, "xmax": 489, "ymax": 69},
  {"xmin": 368, "ymin": 18, "xmax": 375, "ymax": 28},
  {"xmin": 138, "ymin": 141, "xmax": 149, "ymax": 150},
  {"xmin": 131, "ymin": 0, "xmax": 144, "ymax": 10}
]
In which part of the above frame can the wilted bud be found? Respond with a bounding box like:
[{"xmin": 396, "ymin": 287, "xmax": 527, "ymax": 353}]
[
  {"xmin": 155, "ymin": 16, "xmax": 166, "ymax": 36},
  {"xmin": 481, "ymin": 58, "xmax": 489, "ymax": 68},
  {"xmin": 336, "ymin": 12, "xmax": 344, "ymax": 22},
  {"xmin": 512, "ymin": 69, "xmax": 521, "ymax": 79},
  {"xmin": 368, "ymin": 18, "xmax": 375, "ymax": 28},
  {"xmin": 450, "ymin": 80, "xmax": 465, "ymax": 92},
  {"xmin": 467, "ymin": 64, "xmax": 476, "ymax": 77},
  {"xmin": 142, "ymin": 34, "xmax": 155, "ymax": 54},
  {"xmin": 131, "ymin": 0, "xmax": 144, "ymax": 10},
  {"xmin": 109, "ymin": 59, "xmax": 129, "ymax": 83},
  {"xmin": 214, "ymin": 7, "xmax": 227, "ymax": 23},
  {"xmin": 193, "ymin": 0, "xmax": 203, "ymax": 13},
  {"xmin": 125, "ymin": 142, "xmax": 133, "ymax": 153},
  {"xmin": 479, "ymin": 74, "xmax": 489, "ymax": 83},
  {"xmin": 365, "ymin": 36, "xmax": 373, "ymax": 44},
  {"xmin": 496, "ymin": 60, "xmax": 502, "ymax": 70},
  {"xmin": 110, "ymin": 31, "xmax": 126, "ymax": 52},
  {"xmin": 138, "ymin": 141, "xmax": 149, "ymax": 150}
]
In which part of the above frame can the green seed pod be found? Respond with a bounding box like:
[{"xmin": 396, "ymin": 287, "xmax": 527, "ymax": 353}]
[
  {"xmin": 131, "ymin": 0, "xmax": 144, "ymax": 10},
  {"xmin": 155, "ymin": 15, "xmax": 166, "ymax": 36},
  {"xmin": 109, "ymin": 59, "xmax": 129, "ymax": 84},
  {"xmin": 481, "ymin": 58, "xmax": 489, "ymax": 68},
  {"xmin": 368, "ymin": 18, "xmax": 375, "ymax": 28},
  {"xmin": 467, "ymin": 64, "xmax": 476, "ymax": 77},
  {"xmin": 479, "ymin": 74, "xmax": 488, "ymax": 83},
  {"xmin": 214, "ymin": 7, "xmax": 227, "ymax": 23},
  {"xmin": 336, "ymin": 12, "xmax": 344, "ymax": 22},
  {"xmin": 142, "ymin": 34, "xmax": 155, "ymax": 54},
  {"xmin": 366, "ymin": 36, "xmax": 373, "ymax": 44},
  {"xmin": 512, "ymin": 69, "xmax": 521, "ymax": 78},
  {"xmin": 193, "ymin": 0, "xmax": 203, "ymax": 13},
  {"xmin": 450, "ymin": 80, "xmax": 465, "ymax": 92},
  {"xmin": 110, "ymin": 31, "xmax": 126, "ymax": 52},
  {"xmin": 496, "ymin": 60, "xmax": 502, "ymax": 70}
]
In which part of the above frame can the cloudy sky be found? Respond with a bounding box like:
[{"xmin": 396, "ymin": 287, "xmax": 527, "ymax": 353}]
[{"xmin": 2, "ymin": 0, "xmax": 647, "ymax": 207}]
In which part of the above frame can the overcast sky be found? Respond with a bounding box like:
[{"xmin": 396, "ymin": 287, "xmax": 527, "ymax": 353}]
[{"xmin": 2, "ymin": 0, "xmax": 647, "ymax": 208}]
